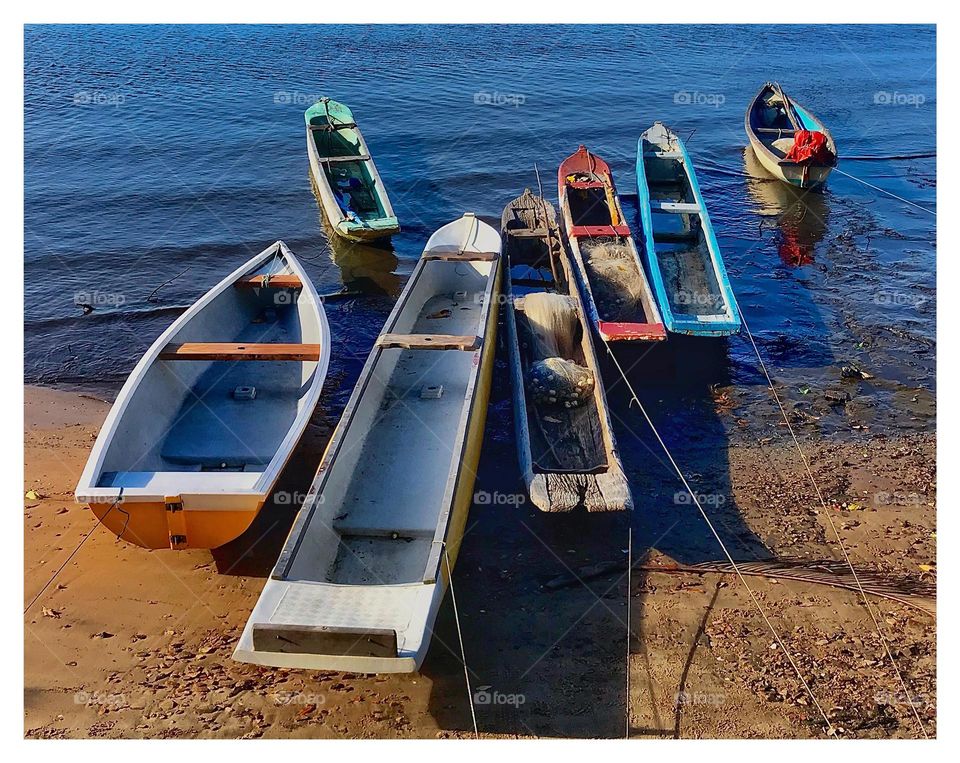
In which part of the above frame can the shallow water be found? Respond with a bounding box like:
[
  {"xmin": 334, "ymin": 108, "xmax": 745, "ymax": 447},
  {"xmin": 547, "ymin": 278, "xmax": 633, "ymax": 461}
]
[{"xmin": 24, "ymin": 24, "xmax": 935, "ymax": 449}]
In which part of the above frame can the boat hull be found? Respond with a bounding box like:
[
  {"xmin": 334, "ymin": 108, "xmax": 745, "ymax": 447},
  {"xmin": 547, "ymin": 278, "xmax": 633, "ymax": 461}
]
[
  {"xmin": 636, "ymin": 122, "xmax": 741, "ymax": 337},
  {"xmin": 558, "ymin": 145, "xmax": 666, "ymax": 343},
  {"xmin": 305, "ymin": 99, "xmax": 400, "ymax": 242},
  {"xmin": 502, "ymin": 190, "xmax": 631, "ymax": 512},
  {"xmin": 75, "ymin": 242, "xmax": 330, "ymax": 550},
  {"xmin": 89, "ymin": 497, "xmax": 263, "ymax": 550},
  {"xmin": 744, "ymin": 83, "xmax": 837, "ymax": 191},
  {"xmin": 234, "ymin": 214, "xmax": 501, "ymax": 673}
]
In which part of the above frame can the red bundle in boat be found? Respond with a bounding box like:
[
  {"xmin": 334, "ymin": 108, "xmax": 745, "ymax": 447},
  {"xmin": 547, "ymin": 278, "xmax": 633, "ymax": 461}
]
[{"xmin": 785, "ymin": 130, "xmax": 834, "ymax": 165}]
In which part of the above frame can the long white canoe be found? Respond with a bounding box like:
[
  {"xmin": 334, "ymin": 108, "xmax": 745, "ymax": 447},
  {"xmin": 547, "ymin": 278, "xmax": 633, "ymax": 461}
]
[
  {"xmin": 234, "ymin": 213, "xmax": 502, "ymax": 673},
  {"xmin": 75, "ymin": 241, "xmax": 330, "ymax": 550}
]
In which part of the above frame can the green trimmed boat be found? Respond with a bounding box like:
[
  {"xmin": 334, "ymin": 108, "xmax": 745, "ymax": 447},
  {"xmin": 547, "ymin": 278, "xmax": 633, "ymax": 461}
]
[{"xmin": 305, "ymin": 98, "xmax": 400, "ymax": 242}]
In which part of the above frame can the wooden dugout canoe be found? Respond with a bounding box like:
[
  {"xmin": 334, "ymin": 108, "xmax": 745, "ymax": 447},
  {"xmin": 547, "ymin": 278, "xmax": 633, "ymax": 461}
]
[
  {"xmin": 305, "ymin": 98, "xmax": 400, "ymax": 242},
  {"xmin": 502, "ymin": 189, "xmax": 631, "ymax": 512},
  {"xmin": 558, "ymin": 145, "xmax": 666, "ymax": 343},
  {"xmin": 744, "ymin": 82, "xmax": 838, "ymax": 190},
  {"xmin": 636, "ymin": 122, "xmax": 741, "ymax": 337},
  {"xmin": 233, "ymin": 213, "xmax": 502, "ymax": 673},
  {"xmin": 74, "ymin": 241, "xmax": 330, "ymax": 550}
]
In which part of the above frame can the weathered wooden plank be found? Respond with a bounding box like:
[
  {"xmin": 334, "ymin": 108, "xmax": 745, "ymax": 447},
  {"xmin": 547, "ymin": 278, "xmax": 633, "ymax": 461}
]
[
  {"xmin": 422, "ymin": 250, "xmax": 499, "ymax": 262},
  {"xmin": 317, "ymin": 154, "xmax": 370, "ymax": 162},
  {"xmin": 376, "ymin": 333, "xmax": 480, "ymax": 351},
  {"xmin": 234, "ymin": 274, "xmax": 303, "ymax": 289},
  {"xmin": 159, "ymin": 343, "xmax": 321, "ymax": 361}
]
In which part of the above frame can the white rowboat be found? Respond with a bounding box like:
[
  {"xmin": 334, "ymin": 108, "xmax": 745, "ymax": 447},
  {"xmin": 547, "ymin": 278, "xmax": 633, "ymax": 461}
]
[{"xmin": 75, "ymin": 241, "xmax": 330, "ymax": 550}]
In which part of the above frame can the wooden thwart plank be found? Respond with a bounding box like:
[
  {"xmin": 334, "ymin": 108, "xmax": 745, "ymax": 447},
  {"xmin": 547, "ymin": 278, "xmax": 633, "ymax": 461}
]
[
  {"xmin": 308, "ymin": 122, "xmax": 357, "ymax": 131},
  {"xmin": 376, "ymin": 333, "xmax": 480, "ymax": 351},
  {"xmin": 234, "ymin": 274, "xmax": 303, "ymax": 289},
  {"xmin": 422, "ymin": 250, "xmax": 499, "ymax": 262},
  {"xmin": 159, "ymin": 343, "xmax": 321, "ymax": 361},
  {"xmin": 317, "ymin": 154, "xmax": 370, "ymax": 162}
]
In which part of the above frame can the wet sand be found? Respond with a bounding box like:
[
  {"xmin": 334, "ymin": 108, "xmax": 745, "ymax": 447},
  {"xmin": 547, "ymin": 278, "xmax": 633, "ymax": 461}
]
[{"xmin": 24, "ymin": 384, "xmax": 935, "ymax": 739}]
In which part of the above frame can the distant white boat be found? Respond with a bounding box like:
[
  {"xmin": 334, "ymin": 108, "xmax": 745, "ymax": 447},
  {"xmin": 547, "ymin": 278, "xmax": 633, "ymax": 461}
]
[
  {"xmin": 75, "ymin": 241, "xmax": 330, "ymax": 550},
  {"xmin": 234, "ymin": 213, "xmax": 502, "ymax": 673}
]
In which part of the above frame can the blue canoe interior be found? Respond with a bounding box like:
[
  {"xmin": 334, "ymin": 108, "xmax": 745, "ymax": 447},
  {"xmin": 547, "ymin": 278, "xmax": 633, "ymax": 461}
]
[{"xmin": 636, "ymin": 122, "xmax": 741, "ymax": 337}]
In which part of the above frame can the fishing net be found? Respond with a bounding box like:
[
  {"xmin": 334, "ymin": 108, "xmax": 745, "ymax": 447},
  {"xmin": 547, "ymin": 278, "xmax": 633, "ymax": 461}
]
[{"xmin": 521, "ymin": 292, "xmax": 595, "ymax": 408}]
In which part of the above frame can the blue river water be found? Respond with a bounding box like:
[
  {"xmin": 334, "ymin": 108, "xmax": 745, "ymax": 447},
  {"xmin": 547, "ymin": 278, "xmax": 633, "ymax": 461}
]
[{"xmin": 25, "ymin": 24, "xmax": 935, "ymax": 436}]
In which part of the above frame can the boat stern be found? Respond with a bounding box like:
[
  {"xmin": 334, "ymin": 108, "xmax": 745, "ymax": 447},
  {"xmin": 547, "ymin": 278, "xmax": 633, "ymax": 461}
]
[
  {"xmin": 233, "ymin": 579, "xmax": 442, "ymax": 673},
  {"xmin": 337, "ymin": 215, "xmax": 400, "ymax": 242}
]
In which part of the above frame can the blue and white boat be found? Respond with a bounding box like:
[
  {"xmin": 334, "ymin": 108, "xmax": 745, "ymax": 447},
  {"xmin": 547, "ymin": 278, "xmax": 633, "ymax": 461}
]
[{"xmin": 635, "ymin": 122, "xmax": 741, "ymax": 337}]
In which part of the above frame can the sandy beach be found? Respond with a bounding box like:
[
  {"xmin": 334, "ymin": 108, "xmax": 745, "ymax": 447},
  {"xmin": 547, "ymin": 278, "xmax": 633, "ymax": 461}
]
[{"xmin": 24, "ymin": 384, "xmax": 935, "ymax": 739}]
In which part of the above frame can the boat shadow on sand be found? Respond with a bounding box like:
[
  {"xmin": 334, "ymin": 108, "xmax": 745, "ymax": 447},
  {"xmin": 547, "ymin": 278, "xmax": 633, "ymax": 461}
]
[{"xmin": 422, "ymin": 336, "xmax": 774, "ymax": 738}]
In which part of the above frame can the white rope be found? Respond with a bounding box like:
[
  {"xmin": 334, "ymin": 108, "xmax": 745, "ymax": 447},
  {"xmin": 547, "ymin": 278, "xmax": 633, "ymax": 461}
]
[
  {"xmin": 443, "ymin": 544, "xmax": 479, "ymax": 739},
  {"xmin": 728, "ymin": 291, "xmax": 930, "ymax": 739},
  {"xmin": 625, "ymin": 525, "xmax": 632, "ymax": 739},
  {"xmin": 24, "ymin": 491, "xmax": 123, "ymax": 614},
  {"xmin": 603, "ymin": 343, "xmax": 835, "ymax": 735},
  {"xmin": 833, "ymin": 167, "xmax": 935, "ymax": 217}
]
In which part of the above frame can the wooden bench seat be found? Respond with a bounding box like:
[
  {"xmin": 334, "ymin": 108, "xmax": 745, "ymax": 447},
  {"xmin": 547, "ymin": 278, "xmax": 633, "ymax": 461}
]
[
  {"xmin": 317, "ymin": 154, "xmax": 370, "ymax": 162},
  {"xmin": 421, "ymin": 250, "xmax": 499, "ymax": 262},
  {"xmin": 234, "ymin": 274, "xmax": 303, "ymax": 289},
  {"xmin": 308, "ymin": 122, "xmax": 357, "ymax": 131},
  {"xmin": 376, "ymin": 334, "xmax": 480, "ymax": 351},
  {"xmin": 159, "ymin": 343, "xmax": 322, "ymax": 361}
]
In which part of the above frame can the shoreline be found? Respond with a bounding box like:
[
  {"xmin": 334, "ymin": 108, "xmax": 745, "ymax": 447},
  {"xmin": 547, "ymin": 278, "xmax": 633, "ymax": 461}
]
[{"xmin": 24, "ymin": 384, "xmax": 936, "ymax": 738}]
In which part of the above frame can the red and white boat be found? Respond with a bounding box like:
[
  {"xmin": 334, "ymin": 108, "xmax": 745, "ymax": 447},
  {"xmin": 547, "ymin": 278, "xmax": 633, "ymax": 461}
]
[{"xmin": 558, "ymin": 145, "xmax": 665, "ymax": 343}]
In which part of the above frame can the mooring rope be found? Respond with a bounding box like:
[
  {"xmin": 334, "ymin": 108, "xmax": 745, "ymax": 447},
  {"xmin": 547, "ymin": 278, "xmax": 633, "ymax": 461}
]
[
  {"xmin": 443, "ymin": 544, "xmax": 479, "ymax": 739},
  {"xmin": 24, "ymin": 491, "xmax": 123, "ymax": 615},
  {"xmin": 832, "ymin": 166, "xmax": 935, "ymax": 217},
  {"xmin": 602, "ymin": 343, "xmax": 835, "ymax": 735},
  {"xmin": 625, "ymin": 525, "xmax": 632, "ymax": 740},
  {"xmin": 728, "ymin": 291, "xmax": 930, "ymax": 739}
]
